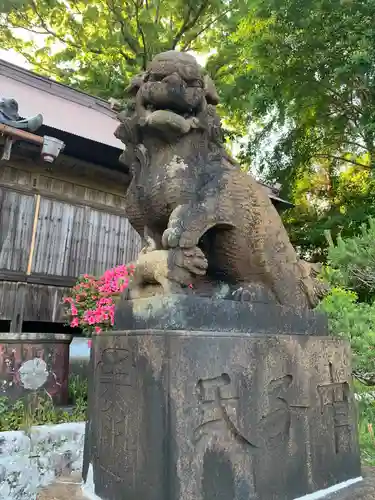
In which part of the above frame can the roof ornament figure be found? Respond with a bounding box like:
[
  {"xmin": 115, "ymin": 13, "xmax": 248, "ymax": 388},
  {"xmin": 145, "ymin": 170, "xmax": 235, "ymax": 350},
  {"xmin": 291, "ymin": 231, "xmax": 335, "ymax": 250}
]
[
  {"xmin": 0, "ymin": 97, "xmax": 43, "ymax": 131},
  {"xmin": 0, "ymin": 97, "xmax": 64, "ymax": 163}
]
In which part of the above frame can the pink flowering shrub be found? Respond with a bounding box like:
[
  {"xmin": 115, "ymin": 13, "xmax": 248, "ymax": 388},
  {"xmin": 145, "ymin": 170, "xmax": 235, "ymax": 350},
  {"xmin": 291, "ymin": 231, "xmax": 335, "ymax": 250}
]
[{"xmin": 64, "ymin": 264, "xmax": 135, "ymax": 337}]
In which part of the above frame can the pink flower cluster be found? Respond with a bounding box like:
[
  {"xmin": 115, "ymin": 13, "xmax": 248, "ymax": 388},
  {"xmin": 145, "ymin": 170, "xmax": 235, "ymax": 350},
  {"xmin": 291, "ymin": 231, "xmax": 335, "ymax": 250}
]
[
  {"xmin": 64, "ymin": 264, "xmax": 135, "ymax": 339},
  {"xmin": 98, "ymin": 265, "xmax": 132, "ymax": 295}
]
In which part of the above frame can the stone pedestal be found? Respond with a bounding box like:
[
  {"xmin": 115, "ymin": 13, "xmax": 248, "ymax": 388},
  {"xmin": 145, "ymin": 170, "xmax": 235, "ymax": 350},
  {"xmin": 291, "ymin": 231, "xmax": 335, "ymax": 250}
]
[{"xmin": 82, "ymin": 296, "xmax": 361, "ymax": 500}]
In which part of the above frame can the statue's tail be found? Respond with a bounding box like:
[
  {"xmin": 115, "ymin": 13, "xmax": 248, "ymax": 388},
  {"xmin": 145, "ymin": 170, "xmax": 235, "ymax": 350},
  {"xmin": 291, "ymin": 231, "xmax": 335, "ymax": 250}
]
[{"xmin": 299, "ymin": 260, "xmax": 330, "ymax": 307}]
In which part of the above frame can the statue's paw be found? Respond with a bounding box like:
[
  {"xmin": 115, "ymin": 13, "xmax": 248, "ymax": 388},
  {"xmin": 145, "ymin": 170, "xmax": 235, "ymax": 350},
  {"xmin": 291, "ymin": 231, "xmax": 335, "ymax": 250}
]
[
  {"xmin": 231, "ymin": 284, "xmax": 277, "ymax": 304},
  {"xmin": 232, "ymin": 287, "xmax": 252, "ymax": 302},
  {"xmin": 162, "ymin": 227, "xmax": 180, "ymax": 248}
]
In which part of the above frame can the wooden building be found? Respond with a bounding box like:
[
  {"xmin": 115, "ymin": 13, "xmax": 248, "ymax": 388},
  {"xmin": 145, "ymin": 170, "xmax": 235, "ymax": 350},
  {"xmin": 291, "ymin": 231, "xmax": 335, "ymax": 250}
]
[
  {"xmin": 0, "ymin": 60, "xmax": 141, "ymax": 334},
  {"xmin": 0, "ymin": 60, "xmax": 291, "ymax": 335}
]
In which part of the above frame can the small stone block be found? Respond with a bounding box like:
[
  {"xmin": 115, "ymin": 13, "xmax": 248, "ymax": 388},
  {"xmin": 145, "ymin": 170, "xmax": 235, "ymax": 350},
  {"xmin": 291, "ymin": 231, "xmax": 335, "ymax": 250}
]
[{"xmin": 114, "ymin": 295, "xmax": 329, "ymax": 335}]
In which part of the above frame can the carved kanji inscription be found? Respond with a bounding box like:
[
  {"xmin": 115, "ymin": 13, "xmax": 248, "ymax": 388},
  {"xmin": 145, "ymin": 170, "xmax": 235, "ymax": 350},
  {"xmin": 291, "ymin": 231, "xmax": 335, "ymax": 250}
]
[
  {"xmin": 193, "ymin": 373, "xmax": 304, "ymax": 450},
  {"xmin": 256, "ymin": 375, "xmax": 294, "ymax": 449},
  {"xmin": 193, "ymin": 373, "xmax": 250, "ymax": 446},
  {"xmin": 317, "ymin": 362, "xmax": 351, "ymax": 454},
  {"xmin": 96, "ymin": 348, "xmax": 137, "ymax": 481},
  {"xmin": 98, "ymin": 348, "xmax": 134, "ymax": 414}
]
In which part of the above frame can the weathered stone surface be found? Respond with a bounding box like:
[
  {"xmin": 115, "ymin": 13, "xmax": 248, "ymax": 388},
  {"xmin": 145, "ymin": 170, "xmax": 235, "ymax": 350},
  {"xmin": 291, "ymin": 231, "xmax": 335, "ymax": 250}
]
[
  {"xmin": 114, "ymin": 50, "xmax": 325, "ymax": 308},
  {"xmin": 83, "ymin": 327, "xmax": 360, "ymax": 500},
  {"xmin": 114, "ymin": 294, "xmax": 329, "ymax": 335},
  {"xmin": 0, "ymin": 422, "xmax": 85, "ymax": 500}
]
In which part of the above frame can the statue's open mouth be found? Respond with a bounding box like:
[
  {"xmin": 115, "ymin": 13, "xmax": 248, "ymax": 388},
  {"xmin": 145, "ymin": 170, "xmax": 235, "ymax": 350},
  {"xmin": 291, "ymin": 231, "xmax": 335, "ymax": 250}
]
[
  {"xmin": 145, "ymin": 103, "xmax": 197, "ymax": 118},
  {"xmin": 136, "ymin": 83, "xmax": 205, "ymax": 135}
]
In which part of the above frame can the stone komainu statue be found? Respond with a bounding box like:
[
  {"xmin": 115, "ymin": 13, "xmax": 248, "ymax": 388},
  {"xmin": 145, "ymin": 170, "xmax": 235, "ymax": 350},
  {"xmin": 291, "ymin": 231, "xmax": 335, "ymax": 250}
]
[{"xmin": 114, "ymin": 51, "xmax": 324, "ymax": 308}]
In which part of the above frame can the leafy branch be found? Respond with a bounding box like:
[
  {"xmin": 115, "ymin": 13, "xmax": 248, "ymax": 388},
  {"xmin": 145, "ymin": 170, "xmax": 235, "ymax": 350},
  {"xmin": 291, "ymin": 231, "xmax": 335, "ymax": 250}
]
[{"xmin": 172, "ymin": 0, "xmax": 209, "ymax": 49}]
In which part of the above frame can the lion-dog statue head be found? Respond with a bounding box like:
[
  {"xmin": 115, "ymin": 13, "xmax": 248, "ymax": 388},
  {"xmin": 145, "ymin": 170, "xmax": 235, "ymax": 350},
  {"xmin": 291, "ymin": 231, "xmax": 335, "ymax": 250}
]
[{"xmin": 114, "ymin": 50, "xmax": 223, "ymax": 185}]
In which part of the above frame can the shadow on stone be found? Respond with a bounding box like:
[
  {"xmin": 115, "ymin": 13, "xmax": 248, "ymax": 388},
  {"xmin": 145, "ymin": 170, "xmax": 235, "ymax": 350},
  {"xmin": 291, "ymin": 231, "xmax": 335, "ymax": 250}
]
[{"xmin": 202, "ymin": 449, "xmax": 235, "ymax": 500}]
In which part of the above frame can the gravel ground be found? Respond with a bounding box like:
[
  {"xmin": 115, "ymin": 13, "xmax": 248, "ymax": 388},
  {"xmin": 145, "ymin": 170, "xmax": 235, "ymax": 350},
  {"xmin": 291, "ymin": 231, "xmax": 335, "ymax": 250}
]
[
  {"xmin": 36, "ymin": 473, "xmax": 83, "ymax": 500},
  {"xmin": 323, "ymin": 467, "xmax": 375, "ymax": 500}
]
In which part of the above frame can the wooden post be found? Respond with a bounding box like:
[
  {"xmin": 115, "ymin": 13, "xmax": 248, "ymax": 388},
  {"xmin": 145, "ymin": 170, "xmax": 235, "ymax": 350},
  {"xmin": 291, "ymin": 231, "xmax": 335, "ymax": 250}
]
[{"xmin": 26, "ymin": 193, "xmax": 41, "ymax": 275}]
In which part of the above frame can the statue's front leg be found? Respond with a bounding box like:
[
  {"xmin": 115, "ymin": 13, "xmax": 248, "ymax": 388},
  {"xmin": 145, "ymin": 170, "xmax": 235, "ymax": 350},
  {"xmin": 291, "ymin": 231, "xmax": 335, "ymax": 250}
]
[{"xmin": 162, "ymin": 200, "xmax": 235, "ymax": 249}]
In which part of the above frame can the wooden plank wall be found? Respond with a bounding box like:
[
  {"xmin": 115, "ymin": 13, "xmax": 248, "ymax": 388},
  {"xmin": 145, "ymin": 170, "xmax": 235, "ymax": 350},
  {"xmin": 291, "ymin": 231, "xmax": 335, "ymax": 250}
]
[
  {"xmin": 0, "ymin": 189, "xmax": 35, "ymax": 272},
  {"xmin": 0, "ymin": 157, "xmax": 129, "ymax": 211},
  {"xmin": 0, "ymin": 282, "xmax": 19, "ymax": 321},
  {"xmin": 31, "ymin": 198, "xmax": 138, "ymax": 277},
  {"xmin": 0, "ymin": 159, "xmax": 142, "ymax": 330},
  {"xmin": 20, "ymin": 284, "xmax": 70, "ymax": 323}
]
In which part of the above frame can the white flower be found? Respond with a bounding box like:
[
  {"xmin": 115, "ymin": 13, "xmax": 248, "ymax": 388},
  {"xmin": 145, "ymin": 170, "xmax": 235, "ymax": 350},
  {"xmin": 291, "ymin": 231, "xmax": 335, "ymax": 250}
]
[{"xmin": 18, "ymin": 358, "xmax": 48, "ymax": 390}]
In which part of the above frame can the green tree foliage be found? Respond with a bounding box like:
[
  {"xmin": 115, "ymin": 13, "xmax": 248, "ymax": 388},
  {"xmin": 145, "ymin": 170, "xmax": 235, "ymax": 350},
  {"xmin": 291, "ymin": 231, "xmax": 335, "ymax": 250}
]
[
  {"xmin": 324, "ymin": 218, "xmax": 375, "ymax": 302},
  {"xmin": 354, "ymin": 380, "xmax": 375, "ymax": 466},
  {"xmin": 4, "ymin": 0, "xmax": 375, "ymax": 264},
  {"xmin": 0, "ymin": 0, "xmax": 235, "ymax": 98},
  {"xmin": 206, "ymin": 0, "xmax": 375, "ymax": 262},
  {"xmin": 283, "ymin": 164, "xmax": 375, "ymax": 261},
  {"xmin": 319, "ymin": 288, "xmax": 375, "ymax": 384},
  {"xmin": 318, "ymin": 218, "xmax": 375, "ymax": 384},
  {"xmin": 0, "ymin": 0, "xmax": 28, "ymax": 12},
  {"xmin": 208, "ymin": 0, "xmax": 375, "ymax": 189}
]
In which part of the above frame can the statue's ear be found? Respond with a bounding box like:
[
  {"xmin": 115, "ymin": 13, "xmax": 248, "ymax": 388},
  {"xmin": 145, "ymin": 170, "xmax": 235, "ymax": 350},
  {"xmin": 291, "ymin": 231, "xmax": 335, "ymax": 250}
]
[
  {"xmin": 204, "ymin": 75, "xmax": 220, "ymax": 105},
  {"xmin": 126, "ymin": 72, "xmax": 146, "ymax": 96}
]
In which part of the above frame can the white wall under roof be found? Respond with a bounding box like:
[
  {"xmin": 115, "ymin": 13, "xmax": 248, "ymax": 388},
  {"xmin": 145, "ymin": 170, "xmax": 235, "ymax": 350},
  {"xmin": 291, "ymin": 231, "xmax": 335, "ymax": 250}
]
[{"xmin": 0, "ymin": 73, "xmax": 123, "ymax": 149}]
